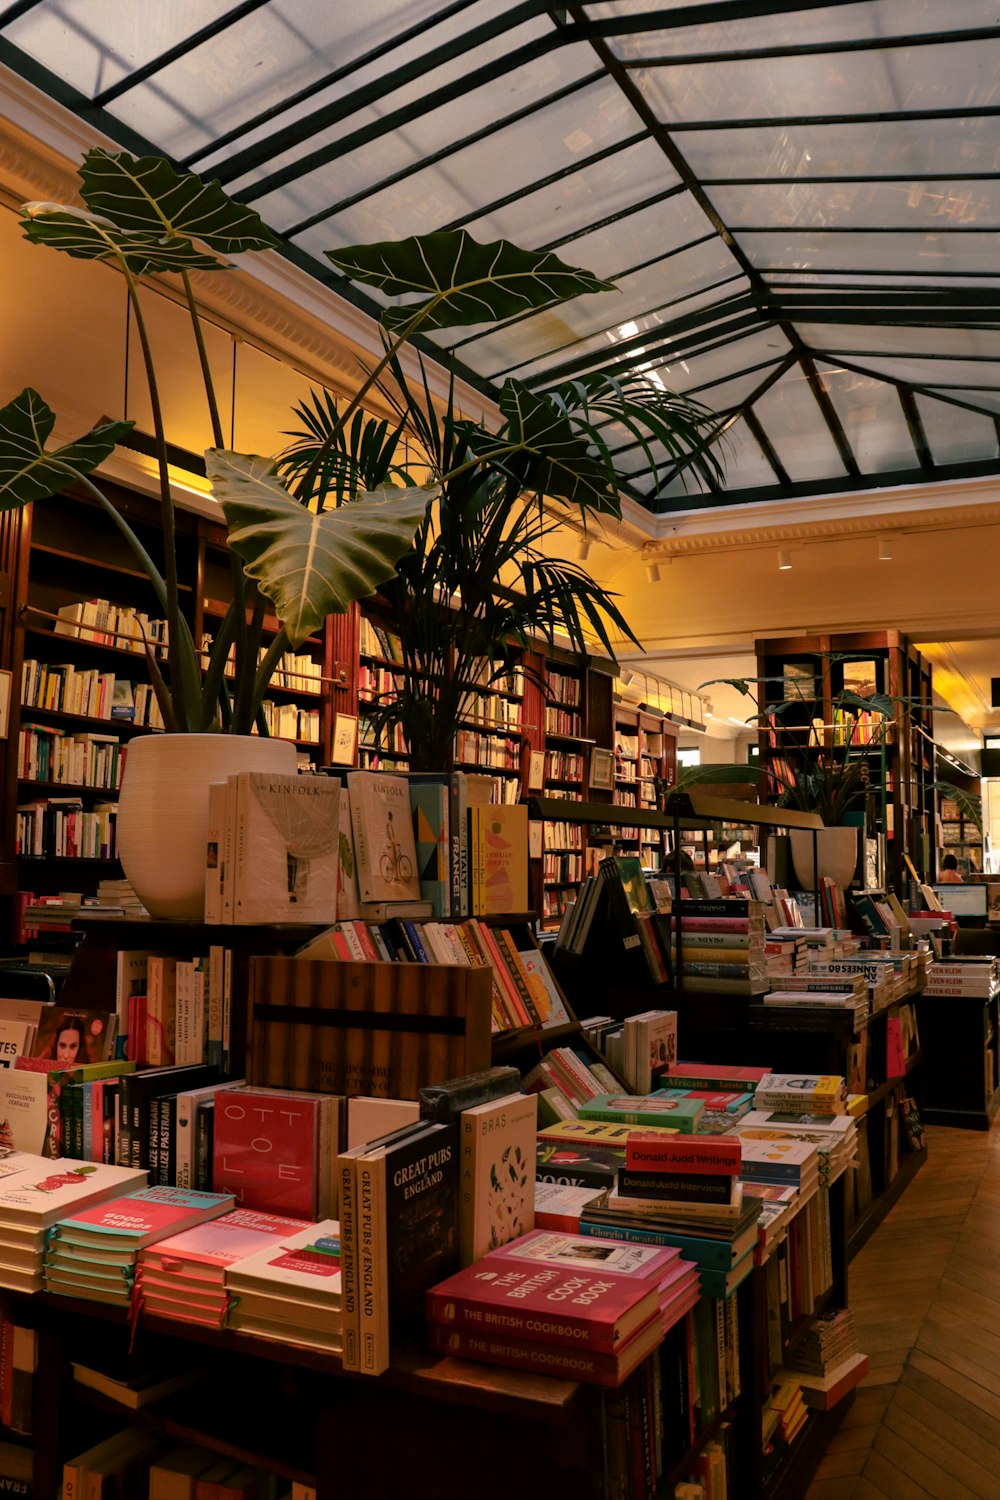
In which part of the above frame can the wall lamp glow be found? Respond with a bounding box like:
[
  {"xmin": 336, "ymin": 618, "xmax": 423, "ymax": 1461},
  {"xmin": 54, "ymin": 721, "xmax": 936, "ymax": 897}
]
[
  {"xmin": 777, "ymin": 548, "xmax": 792, "ymax": 571},
  {"xmin": 878, "ymin": 537, "xmax": 892, "ymax": 561}
]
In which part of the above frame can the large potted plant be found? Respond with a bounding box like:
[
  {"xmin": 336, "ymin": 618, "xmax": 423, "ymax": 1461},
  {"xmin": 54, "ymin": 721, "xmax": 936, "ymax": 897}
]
[{"xmin": 1, "ymin": 149, "xmax": 721, "ymax": 915}]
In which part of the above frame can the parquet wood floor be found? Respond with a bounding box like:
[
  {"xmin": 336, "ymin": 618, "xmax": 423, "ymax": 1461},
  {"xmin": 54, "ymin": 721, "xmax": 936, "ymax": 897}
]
[{"xmin": 802, "ymin": 1123, "xmax": 1000, "ymax": 1500}]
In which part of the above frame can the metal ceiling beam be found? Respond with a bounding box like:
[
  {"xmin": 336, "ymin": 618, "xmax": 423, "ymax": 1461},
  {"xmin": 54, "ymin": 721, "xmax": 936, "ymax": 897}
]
[
  {"xmin": 181, "ymin": 0, "xmax": 485, "ymax": 168},
  {"xmin": 897, "ymin": 388, "xmax": 935, "ymax": 472},
  {"xmin": 663, "ymin": 105, "xmax": 1000, "ymax": 132},
  {"xmin": 92, "ymin": 1, "xmax": 273, "ymax": 107},
  {"xmin": 221, "ymin": 6, "xmax": 570, "ymax": 192},
  {"xmin": 283, "ymin": 66, "xmax": 606, "ymax": 236},
  {"xmin": 702, "ymin": 173, "xmax": 1000, "ymax": 185},
  {"xmin": 798, "ymin": 353, "xmax": 860, "ymax": 477},
  {"xmin": 0, "ymin": 1, "xmax": 44, "ymax": 22},
  {"xmin": 613, "ymin": 22, "xmax": 1000, "ymax": 66},
  {"xmin": 812, "ymin": 355, "xmax": 1000, "ymax": 422},
  {"xmin": 520, "ymin": 307, "xmax": 768, "ymax": 388}
]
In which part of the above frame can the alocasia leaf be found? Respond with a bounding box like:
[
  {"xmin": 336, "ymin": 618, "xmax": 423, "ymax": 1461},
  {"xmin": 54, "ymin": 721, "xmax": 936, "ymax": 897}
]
[{"xmin": 0, "ymin": 388, "xmax": 133, "ymax": 510}]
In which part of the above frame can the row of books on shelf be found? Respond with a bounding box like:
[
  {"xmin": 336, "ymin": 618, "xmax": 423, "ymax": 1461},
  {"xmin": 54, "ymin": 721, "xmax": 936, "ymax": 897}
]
[
  {"xmin": 61, "ymin": 1426, "xmax": 300, "ymax": 1500},
  {"xmin": 16, "ymin": 796, "xmax": 118, "ymax": 859},
  {"xmin": 199, "ymin": 635, "xmax": 323, "ymax": 693},
  {"xmin": 257, "ymin": 702, "xmax": 320, "ymax": 744},
  {"xmin": 52, "ymin": 597, "xmax": 169, "ymax": 654},
  {"xmin": 21, "ymin": 659, "xmax": 164, "ymax": 728},
  {"xmin": 17, "ymin": 724, "xmax": 126, "ymax": 789}
]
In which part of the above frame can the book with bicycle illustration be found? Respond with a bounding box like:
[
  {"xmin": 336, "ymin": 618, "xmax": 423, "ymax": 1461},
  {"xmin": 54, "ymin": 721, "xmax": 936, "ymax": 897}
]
[
  {"xmin": 229, "ymin": 772, "xmax": 341, "ymax": 925},
  {"xmin": 347, "ymin": 771, "xmax": 421, "ymax": 904}
]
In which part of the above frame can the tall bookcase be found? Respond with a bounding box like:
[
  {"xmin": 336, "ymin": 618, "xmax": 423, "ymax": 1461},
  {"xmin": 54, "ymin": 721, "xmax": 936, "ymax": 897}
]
[{"xmin": 754, "ymin": 631, "xmax": 935, "ymax": 892}]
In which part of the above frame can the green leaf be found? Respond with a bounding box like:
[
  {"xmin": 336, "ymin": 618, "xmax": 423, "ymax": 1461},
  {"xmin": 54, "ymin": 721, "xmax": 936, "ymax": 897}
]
[
  {"xmin": 78, "ymin": 149, "xmax": 280, "ymax": 253},
  {"xmin": 498, "ymin": 380, "xmax": 618, "ymax": 513},
  {"xmin": 207, "ymin": 450, "xmax": 435, "ymax": 649},
  {"xmin": 326, "ymin": 230, "xmax": 615, "ymax": 333},
  {"xmin": 21, "ymin": 207, "xmax": 223, "ymax": 274},
  {"xmin": 0, "ymin": 388, "xmax": 133, "ymax": 510}
]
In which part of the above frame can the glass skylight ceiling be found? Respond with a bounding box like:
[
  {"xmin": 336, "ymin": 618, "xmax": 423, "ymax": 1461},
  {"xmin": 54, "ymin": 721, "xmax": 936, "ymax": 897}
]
[{"xmin": 4, "ymin": 0, "xmax": 1000, "ymax": 512}]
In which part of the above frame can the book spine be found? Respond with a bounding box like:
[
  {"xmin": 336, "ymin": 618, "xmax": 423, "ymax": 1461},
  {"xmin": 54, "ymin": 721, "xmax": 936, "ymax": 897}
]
[
  {"xmin": 617, "ymin": 1169, "xmax": 734, "ymax": 1202},
  {"xmin": 339, "ymin": 1154, "xmax": 360, "ymax": 1372},
  {"xmin": 427, "ymin": 1322, "xmax": 622, "ymax": 1385},
  {"xmin": 355, "ymin": 1155, "xmax": 390, "ymax": 1375},
  {"xmin": 194, "ymin": 1100, "xmax": 215, "ymax": 1191}
]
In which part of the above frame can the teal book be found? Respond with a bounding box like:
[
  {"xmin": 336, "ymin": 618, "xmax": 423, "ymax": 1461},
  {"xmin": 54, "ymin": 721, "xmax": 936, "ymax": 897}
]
[
  {"xmin": 407, "ymin": 774, "xmax": 451, "ymax": 918},
  {"xmin": 575, "ymin": 1216, "xmax": 756, "ymax": 1271},
  {"xmin": 577, "ymin": 1090, "xmax": 705, "ymax": 1134}
]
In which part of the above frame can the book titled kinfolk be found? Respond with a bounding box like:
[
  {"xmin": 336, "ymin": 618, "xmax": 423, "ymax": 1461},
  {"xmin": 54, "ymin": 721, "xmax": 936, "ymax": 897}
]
[
  {"xmin": 347, "ymin": 772, "xmax": 422, "ymax": 905},
  {"xmin": 231, "ymin": 773, "xmax": 340, "ymax": 925}
]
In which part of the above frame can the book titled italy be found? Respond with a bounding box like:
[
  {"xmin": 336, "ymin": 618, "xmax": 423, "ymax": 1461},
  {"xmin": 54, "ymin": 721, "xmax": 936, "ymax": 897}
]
[
  {"xmin": 232, "ymin": 772, "xmax": 340, "ymax": 925},
  {"xmin": 347, "ymin": 771, "xmax": 422, "ymax": 903}
]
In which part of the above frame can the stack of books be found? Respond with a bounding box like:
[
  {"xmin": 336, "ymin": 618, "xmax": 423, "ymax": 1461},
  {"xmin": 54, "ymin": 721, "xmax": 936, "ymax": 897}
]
[
  {"xmin": 762, "ymin": 972, "xmax": 869, "ymax": 1024},
  {"xmin": 764, "ymin": 1375, "xmax": 809, "ymax": 1450},
  {"xmin": 739, "ymin": 1137, "xmax": 821, "ymax": 1199},
  {"xmin": 753, "ymin": 1073, "xmax": 847, "ymax": 1116},
  {"xmin": 781, "ymin": 1307, "xmax": 869, "ymax": 1410},
  {"xmin": 577, "ymin": 1090, "xmax": 705, "ymax": 1134},
  {"xmin": 922, "ymin": 957, "xmax": 999, "ymax": 998},
  {"xmin": 425, "ymin": 1229, "xmax": 696, "ymax": 1386},
  {"xmin": 661, "ymin": 899, "xmax": 769, "ymax": 995},
  {"xmin": 44, "ymin": 1185, "xmax": 235, "ymax": 1305},
  {"xmin": 734, "ymin": 1113, "xmax": 858, "ymax": 1185},
  {"xmin": 225, "ymin": 1218, "xmax": 342, "ymax": 1352},
  {"xmin": 742, "ymin": 1182, "xmax": 802, "ymax": 1260},
  {"xmin": 136, "ymin": 1207, "xmax": 319, "ymax": 1329},
  {"xmin": 0, "ymin": 1155, "xmax": 148, "ymax": 1292}
]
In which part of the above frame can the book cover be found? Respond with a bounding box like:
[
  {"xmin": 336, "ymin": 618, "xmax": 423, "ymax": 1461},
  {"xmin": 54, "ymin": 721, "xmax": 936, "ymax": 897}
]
[
  {"xmin": 0, "ymin": 1157, "xmax": 148, "ymax": 1228},
  {"xmin": 486, "ymin": 1227, "xmax": 683, "ymax": 1286},
  {"xmin": 615, "ymin": 1169, "xmax": 737, "ymax": 1205},
  {"xmin": 468, "ymin": 804, "xmax": 528, "ymax": 916},
  {"xmin": 426, "ymin": 1255, "xmax": 660, "ymax": 1352},
  {"xmin": 408, "ymin": 774, "xmax": 451, "ymax": 918},
  {"xmin": 224, "ymin": 1218, "xmax": 340, "ymax": 1298},
  {"xmin": 139, "ymin": 1207, "xmax": 312, "ymax": 1283},
  {"xmin": 51, "ymin": 1186, "xmax": 235, "ymax": 1249},
  {"xmin": 347, "ymin": 771, "xmax": 421, "ymax": 904},
  {"xmin": 15, "ymin": 1058, "xmax": 135, "ymax": 1159},
  {"xmin": 0, "ymin": 1071, "xmax": 49, "ymax": 1156},
  {"xmin": 577, "ymin": 1092, "xmax": 705, "ymax": 1133},
  {"xmin": 30, "ymin": 1007, "xmax": 117, "ymax": 1067},
  {"xmin": 212, "ymin": 1087, "xmax": 322, "ymax": 1220},
  {"xmin": 537, "ymin": 1119, "xmax": 680, "ymax": 1146},
  {"xmin": 535, "ymin": 1139, "xmax": 626, "ymax": 1190},
  {"xmin": 458, "ymin": 1092, "xmax": 536, "ymax": 1265},
  {"xmin": 427, "ymin": 1311, "xmax": 665, "ymax": 1387},
  {"xmin": 232, "ymin": 772, "xmax": 340, "ymax": 924},
  {"xmin": 533, "ymin": 1181, "xmax": 609, "ymax": 1234},
  {"xmin": 625, "ymin": 1134, "xmax": 742, "ymax": 1175}
]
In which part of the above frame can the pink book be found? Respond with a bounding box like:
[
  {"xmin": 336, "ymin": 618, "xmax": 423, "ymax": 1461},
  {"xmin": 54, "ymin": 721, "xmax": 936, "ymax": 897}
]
[
  {"xmin": 483, "ymin": 1228, "xmax": 684, "ymax": 1288},
  {"xmin": 427, "ymin": 1249, "xmax": 664, "ymax": 1353},
  {"xmin": 139, "ymin": 1208, "xmax": 315, "ymax": 1284},
  {"xmin": 52, "ymin": 1186, "xmax": 235, "ymax": 1251}
]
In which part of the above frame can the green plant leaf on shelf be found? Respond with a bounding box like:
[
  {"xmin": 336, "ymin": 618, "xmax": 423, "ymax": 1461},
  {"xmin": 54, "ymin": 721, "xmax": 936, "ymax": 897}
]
[
  {"xmin": 0, "ymin": 388, "xmax": 134, "ymax": 509},
  {"xmin": 326, "ymin": 230, "xmax": 615, "ymax": 332},
  {"xmin": 207, "ymin": 449, "xmax": 436, "ymax": 649},
  {"xmin": 78, "ymin": 149, "xmax": 281, "ymax": 254}
]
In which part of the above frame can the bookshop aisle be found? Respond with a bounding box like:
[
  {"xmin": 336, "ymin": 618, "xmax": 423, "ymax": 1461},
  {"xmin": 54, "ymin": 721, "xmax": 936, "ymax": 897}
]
[{"xmin": 804, "ymin": 1122, "xmax": 1000, "ymax": 1500}]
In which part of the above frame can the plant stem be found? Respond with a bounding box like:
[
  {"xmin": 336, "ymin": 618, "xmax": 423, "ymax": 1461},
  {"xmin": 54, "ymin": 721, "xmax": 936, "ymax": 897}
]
[{"xmin": 180, "ymin": 271, "xmax": 226, "ymax": 451}]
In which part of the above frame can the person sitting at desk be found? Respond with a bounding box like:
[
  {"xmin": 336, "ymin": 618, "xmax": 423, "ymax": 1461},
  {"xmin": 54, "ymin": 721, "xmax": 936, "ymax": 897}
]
[{"xmin": 939, "ymin": 853, "xmax": 964, "ymax": 884}]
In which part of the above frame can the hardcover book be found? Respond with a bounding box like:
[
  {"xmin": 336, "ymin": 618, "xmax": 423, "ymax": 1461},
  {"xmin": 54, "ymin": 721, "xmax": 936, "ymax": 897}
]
[
  {"xmin": 577, "ymin": 1092, "xmax": 705, "ymax": 1133},
  {"xmin": 468, "ymin": 804, "xmax": 528, "ymax": 916},
  {"xmin": 427, "ymin": 1309, "xmax": 666, "ymax": 1387},
  {"xmin": 535, "ymin": 1139, "xmax": 626, "ymax": 1190},
  {"xmin": 51, "ymin": 1186, "xmax": 235, "ymax": 1250},
  {"xmin": 232, "ymin": 772, "xmax": 340, "ymax": 925},
  {"xmin": 426, "ymin": 1255, "xmax": 660, "ymax": 1352},
  {"xmin": 224, "ymin": 1218, "xmax": 341, "ymax": 1300},
  {"xmin": 212, "ymin": 1087, "xmax": 333, "ymax": 1220},
  {"xmin": 624, "ymin": 1134, "xmax": 742, "ymax": 1175},
  {"xmin": 347, "ymin": 771, "xmax": 422, "ymax": 904},
  {"xmin": 138, "ymin": 1207, "xmax": 313, "ymax": 1283},
  {"xmin": 408, "ymin": 774, "xmax": 451, "ymax": 918},
  {"xmin": 458, "ymin": 1091, "xmax": 536, "ymax": 1265},
  {"xmin": 0, "ymin": 1157, "xmax": 148, "ymax": 1229}
]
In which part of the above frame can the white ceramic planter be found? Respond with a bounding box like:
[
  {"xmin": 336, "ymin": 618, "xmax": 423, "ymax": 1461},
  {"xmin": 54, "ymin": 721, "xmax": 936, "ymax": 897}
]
[
  {"xmin": 116, "ymin": 733, "xmax": 298, "ymax": 920},
  {"xmin": 788, "ymin": 825, "xmax": 860, "ymax": 891}
]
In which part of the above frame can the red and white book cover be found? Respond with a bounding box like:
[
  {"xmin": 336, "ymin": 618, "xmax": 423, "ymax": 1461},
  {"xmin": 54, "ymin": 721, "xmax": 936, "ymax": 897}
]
[
  {"xmin": 223, "ymin": 1218, "xmax": 341, "ymax": 1297},
  {"xmin": 426, "ymin": 1254, "xmax": 661, "ymax": 1352},
  {"xmin": 625, "ymin": 1133, "xmax": 742, "ymax": 1175},
  {"xmin": 487, "ymin": 1228, "xmax": 685, "ymax": 1288},
  {"xmin": 0, "ymin": 1157, "xmax": 148, "ymax": 1228},
  {"xmin": 52, "ymin": 1186, "xmax": 235, "ymax": 1249},
  {"xmin": 533, "ymin": 1181, "xmax": 609, "ymax": 1234},
  {"xmin": 138, "ymin": 1208, "xmax": 314, "ymax": 1284},
  {"xmin": 212, "ymin": 1088, "xmax": 321, "ymax": 1219}
]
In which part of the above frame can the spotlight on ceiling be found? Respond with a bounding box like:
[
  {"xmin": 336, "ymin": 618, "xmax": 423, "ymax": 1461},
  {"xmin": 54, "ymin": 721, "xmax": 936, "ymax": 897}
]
[
  {"xmin": 878, "ymin": 537, "xmax": 892, "ymax": 561},
  {"xmin": 645, "ymin": 560, "xmax": 661, "ymax": 583},
  {"xmin": 777, "ymin": 548, "xmax": 792, "ymax": 571},
  {"xmin": 576, "ymin": 536, "xmax": 592, "ymax": 561}
]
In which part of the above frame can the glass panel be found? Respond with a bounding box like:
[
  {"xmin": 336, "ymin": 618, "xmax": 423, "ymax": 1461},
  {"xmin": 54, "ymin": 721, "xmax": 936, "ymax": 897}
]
[
  {"xmin": 764, "ymin": 271, "xmax": 1000, "ymax": 289},
  {"xmin": 682, "ymin": 118, "xmax": 1000, "ymax": 183},
  {"xmin": 740, "ymin": 230, "xmax": 1000, "ymax": 276},
  {"xmin": 915, "ymin": 393, "xmax": 1000, "ymax": 462},
  {"xmin": 819, "ymin": 354, "xmax": 1000, "ymax": 389},
  {"xmin": 589, "ymin": 0, "xmax": 999, "ymax": 58},
  {"xmin": 638, "ymin": 40, "xmax": 1000, "ymax": 128},
  {"xmin": 663, "ymin": 328, "xmax": 794, "ymax": 396},
  {"xmin": 657, "ymin": 415, "xmax": 775, "ymax": 498},
  {"xmin": 689, "ymin": 362, "xmax": 788, "ymax": 412},
  {"xmin": 817, "ymin": 364, "xmax": 917, "ymax": 471},
  {"xmin": 709, "ymin": 180, "xmax": 1000, "ymax": 231},
  {"xmin": 799, "ymin": 325, "xmax": 1000, "ymax": 362},
  {"xmin": 243, "ymin": 23, "xmax": 591, "ymax": 223},
  {"xmin": 751, "ymin": 369, "xmax": 852, "ymax": 482},
  {"xmin": 463, "ymin": 138, "xmax": 677, "ymax": 248},
  {"xmin": 923, "ymin": 388, "xmax": 1000, "ymax": 416}
]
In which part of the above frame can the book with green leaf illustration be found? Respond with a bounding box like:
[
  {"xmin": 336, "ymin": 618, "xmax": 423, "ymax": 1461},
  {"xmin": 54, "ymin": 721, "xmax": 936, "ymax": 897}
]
[{"xmin": 458, "ymin": 1091, "xmax": 536, "ymax": 1266}]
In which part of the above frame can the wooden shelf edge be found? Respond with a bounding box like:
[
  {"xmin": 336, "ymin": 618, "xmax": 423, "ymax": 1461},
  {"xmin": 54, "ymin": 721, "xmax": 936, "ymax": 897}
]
[{"xmin": 847, "ymin": 1147, "xmax": 927, "ymax": 1261}]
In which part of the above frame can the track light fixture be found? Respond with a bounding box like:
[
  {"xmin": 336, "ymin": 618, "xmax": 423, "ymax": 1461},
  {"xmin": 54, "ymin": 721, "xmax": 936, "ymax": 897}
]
[
  {"xmin": 878, "ymin": 537, "xmax": 892, "ymax": 561},
  {"xmin": 644, "ymin": 560, "xmax": 661, "ymax": 583},
  {"xmin": 576, "ymin": 536, "xmax": 592, "ymax": 561},
  {"xmin": 777, "ymin": 548, "xmax": 792, "ymax": 571}
]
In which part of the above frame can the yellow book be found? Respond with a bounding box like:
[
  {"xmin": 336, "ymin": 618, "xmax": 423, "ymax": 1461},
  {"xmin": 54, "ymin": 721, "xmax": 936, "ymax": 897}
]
[{"xmin": 537, "ymin": 1118, "xmax": 679, "ymax": 1145}]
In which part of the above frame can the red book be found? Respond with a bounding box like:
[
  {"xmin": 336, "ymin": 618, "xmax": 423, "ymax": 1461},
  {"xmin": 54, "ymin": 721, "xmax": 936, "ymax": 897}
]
[
  {"xmin": 625, "ymin": 1133, "xmax": 742, "ymax": 1174},
  {"xmin": 212, "ymin": 1087, "xmax": 321, "ymax": 1219},
  {"xmin": 426, "ymin": 1257, "xmax": 659, "ymax": 1353},
  {"xmin": 656, "ymin": 1063, "xmax": 770, "ymax": 1091},
  {"xmin": 428, "ymin": 1313, "xmax": 664, "ymax": 1387}
]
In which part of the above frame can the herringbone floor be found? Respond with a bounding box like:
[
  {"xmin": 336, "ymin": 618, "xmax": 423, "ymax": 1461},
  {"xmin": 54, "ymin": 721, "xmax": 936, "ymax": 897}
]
[{"xmin": 803, "ymin": 1121, "xmax": 1000, "ymax": 1500}]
